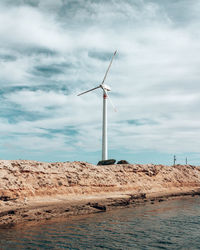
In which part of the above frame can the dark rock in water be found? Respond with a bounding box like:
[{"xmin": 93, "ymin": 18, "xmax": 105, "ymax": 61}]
[
  {"xmin": 97, "ymin": 159, "xmax": 116, "ymax": 165},
  {"xmin": 117, "ymin": 160, "xmax": 129, "ymax": 164}
]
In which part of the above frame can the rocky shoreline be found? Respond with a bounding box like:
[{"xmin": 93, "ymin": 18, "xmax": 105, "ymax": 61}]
[{"xmin": 0, "ymin": 160, "xmax": 200, "ymax": 228}]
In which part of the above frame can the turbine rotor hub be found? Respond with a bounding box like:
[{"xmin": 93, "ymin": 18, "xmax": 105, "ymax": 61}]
[{"xmin": 101, "ymin": 84, "xmax": 111, "ymax": 91}]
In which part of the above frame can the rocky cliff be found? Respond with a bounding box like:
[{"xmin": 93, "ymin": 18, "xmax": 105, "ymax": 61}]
[
  {"xmin": 0, "ymin": 160, "xmax": 200, "ymax": 200},
  {"xmin": 0, "ymin": 160, "xmax": 200, "ymax": 228}
]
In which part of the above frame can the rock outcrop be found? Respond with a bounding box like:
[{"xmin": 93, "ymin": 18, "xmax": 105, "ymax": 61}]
[
  {"xmin": 117, "ymin": 160, "xmax": 129, "ymax": 164},
  {"xmin": 0, "ymin": 160, "xmax": 200, "ymax": 200},
  {"xmin": 0, "ymin": 160, "xmax": 200, "ymax": 228},
  {"xmin": 97, "ymin": 159, "xmax": 116, "ymax": 165}
]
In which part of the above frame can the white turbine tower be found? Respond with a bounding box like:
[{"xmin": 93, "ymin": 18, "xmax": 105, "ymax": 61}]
[{"xmin": 78, "ymin": 51, "xmax": 117, "ymax": 161}]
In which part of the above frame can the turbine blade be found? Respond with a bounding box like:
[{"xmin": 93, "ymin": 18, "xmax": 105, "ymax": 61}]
[
  {"xmin": 77, "ymin": 85, "xmax": 101, "ymax": 96},
  {"xmin": 101, "ymin": 50, "xmax": 117, "ymax": 85},
  {"xmin": 103, "ymin": 88, "xmax": 117, "ymax": 112}
]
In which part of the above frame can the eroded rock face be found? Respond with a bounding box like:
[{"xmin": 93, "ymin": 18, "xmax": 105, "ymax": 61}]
[{"xmin": 0, "ymin": 160, "xmax": 200, "ymax": 200}]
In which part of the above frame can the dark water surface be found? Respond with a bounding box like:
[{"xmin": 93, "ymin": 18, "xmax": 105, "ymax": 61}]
[{"xmin": 1, "ymin": 197, "xmax": 200, "ymax": 249}]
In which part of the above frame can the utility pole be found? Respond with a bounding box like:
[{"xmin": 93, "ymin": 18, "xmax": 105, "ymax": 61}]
[{"xmin": 173, "ymin": 155, "xmax": 176, "ymax": 166}]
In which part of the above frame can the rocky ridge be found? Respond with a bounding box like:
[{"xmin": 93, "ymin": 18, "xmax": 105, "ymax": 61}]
[{"xmin": 0, "ymin": 160, "xmax": 200, "ymax": 228}]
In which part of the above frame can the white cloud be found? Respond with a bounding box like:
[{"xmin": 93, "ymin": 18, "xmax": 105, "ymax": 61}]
[
  {"xmin": 0, "ymin": 5, "xmax": 71, "ymax": 51},
  {"xmin": 5, "ymin": 90, "xmax": 68, "ymax": 112}
]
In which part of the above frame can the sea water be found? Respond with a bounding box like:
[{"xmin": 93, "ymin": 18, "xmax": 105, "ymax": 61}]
[{"xmin": 1, "ymin": 196, "xmax": 200, "ymax": 249}]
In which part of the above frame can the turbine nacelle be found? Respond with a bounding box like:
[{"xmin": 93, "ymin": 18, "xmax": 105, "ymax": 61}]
[{"xmin": 101, "ymin": 84, "xmax": 111, "ymax": 91}]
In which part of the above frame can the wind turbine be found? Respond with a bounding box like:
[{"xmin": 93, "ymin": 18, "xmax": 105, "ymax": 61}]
[{"xmin": 77, "ymin": 50, "xmax": 117, "ymax": 161}]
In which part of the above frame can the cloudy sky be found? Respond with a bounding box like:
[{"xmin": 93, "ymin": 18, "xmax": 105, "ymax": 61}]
[{"xmin": 0, "ymin": 0, "xmax": 200, "ymax": 165}]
